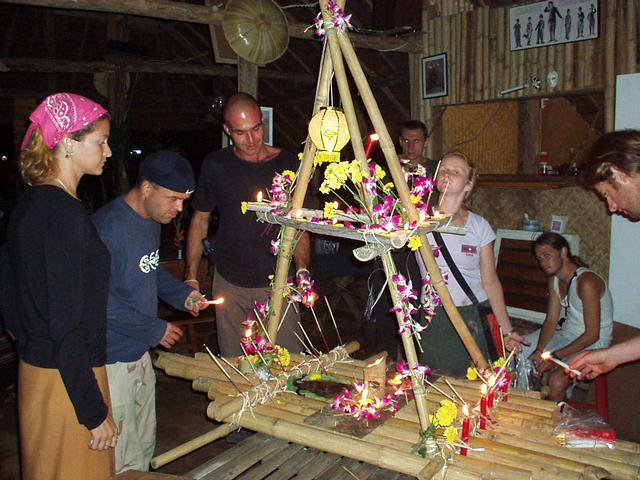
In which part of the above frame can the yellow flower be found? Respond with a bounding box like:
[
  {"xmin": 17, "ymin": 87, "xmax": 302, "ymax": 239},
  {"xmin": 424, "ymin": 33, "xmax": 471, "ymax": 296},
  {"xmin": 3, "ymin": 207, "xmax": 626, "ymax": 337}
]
[
  {"xmin": 324, "ymin": 201, "xmax": 335, "ymax": 219},
  {"xmin": 383, "ymin": 182, "xmax": 394, "ymax": 192},
  {"xmin": 347, "ymin": 160, "xmax": 364, "ymax": 184},
  {"xmin": 410, "ymin": 194, "xmax": 421, "ymax": 204},
  {"xmin": 443, "ymin": 426, "xmax": 457, "ymax": 443},
  {"xmin": 241, "ymin": 201, "xmax": 248, "ymax": 214},
  {"xmin": 275, "ymin": 346, "xmax": 290, "ymax": 367},
  {"xmin": 282, "ymin": 170, "xmax": 296, "ymax": 181},
  {"xmin": 309, "ymin": 372, "xmax": 322, "ymax": 381},
  {"xmin": 493, "ymin": 357, "xmax": 506, "ymax": 368},
  {"xmin": 298, "ymin": 152, "xmax": 304, "ymax": 161},
  {"xmin": 268, "ymin": 274, "xmax": 274, "ymax": 280},
  {"xmin": 320, "ymin": 161, "xmax": 349, "ymax": 193},
  {"xmin": 282, "ymin": 287, "xmax": 291, "ymax": 298},
  {"xmin": 435, "ymin": 399, "xmax": 457, "ymax": 427},
  {"xmin": 374, "ymin": 164, "xmax": 386, "ymax": 180},
  {"xmin": 408, "ymin": 236, "xmax": 422, "ymax": 251},
  {"xmin": 466, "ymin": 367, "xmax": 477, "ymax": 380}
]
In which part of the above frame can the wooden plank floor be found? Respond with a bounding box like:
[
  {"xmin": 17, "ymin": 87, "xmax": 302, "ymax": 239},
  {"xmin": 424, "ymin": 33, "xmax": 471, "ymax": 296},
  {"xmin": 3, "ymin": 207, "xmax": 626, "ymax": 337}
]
[{"xmin": 185, "ymin": 433, "xmax": 415, "ymax": 480}]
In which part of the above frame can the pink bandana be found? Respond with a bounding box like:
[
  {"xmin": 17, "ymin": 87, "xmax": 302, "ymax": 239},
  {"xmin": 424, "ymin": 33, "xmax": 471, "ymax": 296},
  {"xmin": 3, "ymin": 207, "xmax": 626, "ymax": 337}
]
[{"xmin": 20, "ymin": 93, "xmax": 108, "ymax": 151}]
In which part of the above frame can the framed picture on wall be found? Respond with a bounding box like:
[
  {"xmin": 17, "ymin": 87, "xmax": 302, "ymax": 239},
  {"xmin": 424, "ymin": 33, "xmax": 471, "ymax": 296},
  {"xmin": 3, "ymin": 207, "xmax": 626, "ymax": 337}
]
[
  {"xmin": 261, "ymin": 106, "xmax": 273, "ymax": 146},
  {"xmin": 422, "ymin": 53, "xmax": 448, "ymax": 99},
  {"xmin": 509, "ymin": 0, "xmax": 599, "ymax": 51}
]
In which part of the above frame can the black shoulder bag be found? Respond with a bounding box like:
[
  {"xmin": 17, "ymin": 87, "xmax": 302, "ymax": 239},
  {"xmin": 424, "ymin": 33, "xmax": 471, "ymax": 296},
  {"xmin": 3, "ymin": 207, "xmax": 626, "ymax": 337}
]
[{"xmin": 432, "ymin": 231, "xmax": 500, "ymax": 361}]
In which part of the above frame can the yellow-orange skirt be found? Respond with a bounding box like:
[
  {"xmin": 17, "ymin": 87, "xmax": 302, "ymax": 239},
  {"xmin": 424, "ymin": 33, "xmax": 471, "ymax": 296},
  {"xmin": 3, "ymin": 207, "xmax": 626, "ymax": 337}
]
[{"xmin": 18, "ymin": 359, "xmax": 115, "ymax": 480}]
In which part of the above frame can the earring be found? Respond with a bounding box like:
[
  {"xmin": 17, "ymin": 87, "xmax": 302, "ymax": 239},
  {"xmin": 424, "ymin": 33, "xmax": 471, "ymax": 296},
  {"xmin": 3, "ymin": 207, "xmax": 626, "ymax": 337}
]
[{"xmin": 65, "ymin": 150, "xmax": 71, "ymax": 159}]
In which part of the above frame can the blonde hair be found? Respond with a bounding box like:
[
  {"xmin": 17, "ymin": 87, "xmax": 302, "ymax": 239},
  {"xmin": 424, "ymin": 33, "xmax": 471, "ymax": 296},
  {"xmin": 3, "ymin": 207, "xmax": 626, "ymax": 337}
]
[
  {"xmin": 19, "ymin": 114, "xmax": 109, "ymax": 185},
  {"xmin": 440, "ymin": 151, "xmax": 478, "ymax": 200}
]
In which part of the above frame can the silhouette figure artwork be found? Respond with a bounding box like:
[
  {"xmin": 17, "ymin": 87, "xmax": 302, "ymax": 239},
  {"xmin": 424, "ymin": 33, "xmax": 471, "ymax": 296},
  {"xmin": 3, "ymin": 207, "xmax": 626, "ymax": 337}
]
[
  {"xmin": 544, "ymin": 1, "xmax": 562, "ymax": 42},
  {"xmin": 514, "ymin": 18, "xmax": 522, "ymax": 47},
  {"xmin": 565, "ymin": 9, "xmax": 572, "ymax": 40},
  {"xmin": 577, "ymin": 6, "xmax": 585, "ymax": 38},
  {"xmin": 535, "ymin": 14, "xmax": 545, "ymax": 44}
]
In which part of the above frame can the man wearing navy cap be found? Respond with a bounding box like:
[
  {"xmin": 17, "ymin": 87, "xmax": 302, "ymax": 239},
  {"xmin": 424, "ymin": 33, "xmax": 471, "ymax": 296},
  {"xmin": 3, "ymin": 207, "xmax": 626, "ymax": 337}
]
[{"xmin": 92, "ymin": 150, "xmax": 207, "ymax": 473}]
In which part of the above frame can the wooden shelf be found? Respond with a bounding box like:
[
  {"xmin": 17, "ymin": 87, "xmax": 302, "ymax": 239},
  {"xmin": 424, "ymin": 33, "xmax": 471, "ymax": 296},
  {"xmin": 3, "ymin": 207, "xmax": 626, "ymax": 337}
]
[{"xmin": 476, "ymin": 175, "xmax": 579, "ymax": 189}]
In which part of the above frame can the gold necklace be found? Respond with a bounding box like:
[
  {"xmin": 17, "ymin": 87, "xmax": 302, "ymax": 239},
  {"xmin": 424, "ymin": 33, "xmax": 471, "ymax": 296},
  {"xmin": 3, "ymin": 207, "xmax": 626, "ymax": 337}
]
[{"xmin": 55, "ymin": 178, "xmax": 78, "ymax": 199}]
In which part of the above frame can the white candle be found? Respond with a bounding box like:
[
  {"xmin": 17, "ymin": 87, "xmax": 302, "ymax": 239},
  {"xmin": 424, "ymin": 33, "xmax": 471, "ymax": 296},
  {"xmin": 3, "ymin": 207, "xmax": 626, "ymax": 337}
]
[
  {"xmin": 541, "ymin": 351, "xmax": 582, "ymax": 376},
  {"xmin": 257, "ymin": 191, "xmax": 263, "ymax": 202}
]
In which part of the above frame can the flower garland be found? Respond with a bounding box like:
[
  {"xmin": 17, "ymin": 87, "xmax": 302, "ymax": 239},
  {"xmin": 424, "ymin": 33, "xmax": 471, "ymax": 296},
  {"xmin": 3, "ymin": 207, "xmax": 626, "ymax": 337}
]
[
  {"xmin": 331, "ymin": 380, "xmax": 398, "ymax": 420},
  {"xmin": 313, "ymin": 0, "xmax": 353, "ymax": 37}
]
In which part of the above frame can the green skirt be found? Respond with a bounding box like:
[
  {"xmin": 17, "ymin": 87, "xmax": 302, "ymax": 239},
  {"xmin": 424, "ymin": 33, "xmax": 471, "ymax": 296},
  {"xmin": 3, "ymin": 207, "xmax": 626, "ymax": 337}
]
[{"xmin": 417, "ymin": 302, "xmax": 492, "ymax": 378}]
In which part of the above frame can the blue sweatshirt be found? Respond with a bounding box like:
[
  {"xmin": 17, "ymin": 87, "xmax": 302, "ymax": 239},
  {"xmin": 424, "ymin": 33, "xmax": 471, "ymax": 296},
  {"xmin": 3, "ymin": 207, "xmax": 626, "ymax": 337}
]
[{"xmin": 92, "ymin": 196, "xmax": 192, "ymax": 363}]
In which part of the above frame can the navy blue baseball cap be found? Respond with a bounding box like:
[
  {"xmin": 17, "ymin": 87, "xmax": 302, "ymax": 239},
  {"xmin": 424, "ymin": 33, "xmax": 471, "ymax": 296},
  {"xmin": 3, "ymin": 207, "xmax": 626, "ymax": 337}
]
[{"xmin": 140, "ymin": 150, "xmax": 195, "ymax": 194}]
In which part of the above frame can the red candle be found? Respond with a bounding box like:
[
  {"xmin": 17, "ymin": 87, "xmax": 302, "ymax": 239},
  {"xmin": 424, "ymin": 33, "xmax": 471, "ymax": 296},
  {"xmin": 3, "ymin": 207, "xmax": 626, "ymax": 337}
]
[
  {"xmin": 487, "ymin": 375, "xmax": 496, "ymax": 408},
  {"xmin": 501, "ymin": 376, "xmax": 510, "ymax": 402},
  {"xmin": 480, "ymin": 384, "xmax": 487, "ymax": 429},
  {"xmin": 364, "ymin": 133, "xmax": 378, "ymax": 158},
  {"xmin": 460, "ymin": 405, "xmax": 470, "ymax": 456}
]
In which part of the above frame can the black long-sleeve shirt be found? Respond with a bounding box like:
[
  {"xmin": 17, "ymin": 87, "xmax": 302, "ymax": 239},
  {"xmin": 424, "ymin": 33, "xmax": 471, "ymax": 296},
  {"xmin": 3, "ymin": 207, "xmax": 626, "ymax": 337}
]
[{"xmin": 6, "ymin": 186, "xmax": 111, "ymax": 429}]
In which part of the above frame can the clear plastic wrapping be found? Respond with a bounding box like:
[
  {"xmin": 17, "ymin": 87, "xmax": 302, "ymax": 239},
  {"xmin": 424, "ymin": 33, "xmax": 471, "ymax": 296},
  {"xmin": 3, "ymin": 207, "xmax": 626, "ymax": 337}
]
[
  {"xmin": 512, "ymin": 349, "xmax": 542, "ymax": 391},
  {"xmin": 552, "ymin": 402, "xmax": 616, "ymax": 449}
]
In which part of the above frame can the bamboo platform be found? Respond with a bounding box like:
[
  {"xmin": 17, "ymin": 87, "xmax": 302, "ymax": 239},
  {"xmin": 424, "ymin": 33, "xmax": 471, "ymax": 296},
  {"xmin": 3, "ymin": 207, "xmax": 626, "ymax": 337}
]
[{"xmin": 152, "ymin": 348, "xmax": 640, "ymax": 480}]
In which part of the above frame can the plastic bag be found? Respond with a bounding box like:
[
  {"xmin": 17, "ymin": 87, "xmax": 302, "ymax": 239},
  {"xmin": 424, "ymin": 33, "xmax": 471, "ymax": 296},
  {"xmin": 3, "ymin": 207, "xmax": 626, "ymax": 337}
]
[
  {"xmin": 512, "ymin": 349, "xmax": 542, "ymax": 391},
  {"xmin": 552, "ymin": 402, "xmax": 616, "ymax": 449}
]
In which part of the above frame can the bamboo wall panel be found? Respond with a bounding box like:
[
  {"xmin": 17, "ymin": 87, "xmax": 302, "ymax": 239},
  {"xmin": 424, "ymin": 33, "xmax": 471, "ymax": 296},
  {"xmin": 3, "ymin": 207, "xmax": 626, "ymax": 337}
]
[
  {"xmin": 442, "ymin": 101, "xmax": 519, "ymax": 174},
  {"xmin": 470, "ymin": 186, "xmax": 611, "ymax": 279}
]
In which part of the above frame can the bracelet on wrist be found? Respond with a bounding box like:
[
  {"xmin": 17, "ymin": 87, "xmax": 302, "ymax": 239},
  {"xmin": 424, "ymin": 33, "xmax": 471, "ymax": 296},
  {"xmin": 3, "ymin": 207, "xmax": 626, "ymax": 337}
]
[
  {"xmin": 184, "ymin": 279, "xmax": 199, "ymax": 285},
  {"xmin": 296, "ymin": 268, "xmax": 310, "ymax": 276},
  {"xmin": 502, "ymin": 330, "xmax": 516, "ymax": 338}
]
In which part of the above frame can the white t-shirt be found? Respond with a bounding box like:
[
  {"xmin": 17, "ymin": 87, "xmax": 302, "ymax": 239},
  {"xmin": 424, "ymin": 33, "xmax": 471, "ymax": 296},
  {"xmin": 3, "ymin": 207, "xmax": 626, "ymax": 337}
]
[{"xmin": 427, "ymin": 211, "xmax": 495, "ymax": 306}]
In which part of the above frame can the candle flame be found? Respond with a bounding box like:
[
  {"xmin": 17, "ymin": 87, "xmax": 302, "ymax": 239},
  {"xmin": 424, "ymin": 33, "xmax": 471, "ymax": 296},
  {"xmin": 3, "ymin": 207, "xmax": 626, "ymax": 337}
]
[
  {"xmin": 481, "ymin": 384, "xmax": 488, "ymax": 395},
  {"xmin": 296, "ymin": 209, "xmax": 302, "ymax": 219},
  {"xmin": 541, "ymin": 351, "xmax": 552, "ymax": 360},
  {"xmin": 367, "ymin": 356, "xmax": 385, "ymax": 368},
  {"xmin": 244, "ymin": 327, "xmax": 252, "ymax": 338},
  {"xmin": 211, "ymin": 297, "xmax": 224, "ymax": 305},
  {"xmin": 333, "ymin": 201, "xmax": 339, "ymax": 209},
  {"xmin": 257, "ymin": 191, "xmax": 263, "ymax": 202},
  {"xmin": 388, "ymin": 373, "xmax": 403, "ymax": 385},
  {"xmin": 463, "ymin": 404, "xmax": 470, "ymax": 416},
  {"xmin": 488, "ymin": 375, "xmax": 496, "ymax": 387},
  {"xmin": 370, "ymin": 133, "xmax": 379, "ymax": 141}
]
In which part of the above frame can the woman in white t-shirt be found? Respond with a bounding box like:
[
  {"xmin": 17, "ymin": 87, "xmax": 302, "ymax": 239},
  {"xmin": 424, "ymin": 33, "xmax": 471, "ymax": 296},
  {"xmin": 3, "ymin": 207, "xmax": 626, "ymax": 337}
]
[{"xmin": 418, "ymin": 152, "xmax": 529, "ymax": 376}]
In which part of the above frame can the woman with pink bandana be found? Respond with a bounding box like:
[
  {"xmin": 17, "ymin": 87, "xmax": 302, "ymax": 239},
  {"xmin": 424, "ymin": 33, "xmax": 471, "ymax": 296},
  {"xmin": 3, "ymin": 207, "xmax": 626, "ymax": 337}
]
[{"xmin": 5, "ymin": 93, "xmax": 117, "ymax": 479}]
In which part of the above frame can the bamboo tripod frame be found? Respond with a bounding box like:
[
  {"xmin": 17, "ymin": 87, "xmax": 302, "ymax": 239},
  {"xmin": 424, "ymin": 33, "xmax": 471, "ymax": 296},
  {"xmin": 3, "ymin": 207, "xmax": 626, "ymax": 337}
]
[{"xmin": 265, "ymin": 0, "xmax": 489, "ymax": 433}]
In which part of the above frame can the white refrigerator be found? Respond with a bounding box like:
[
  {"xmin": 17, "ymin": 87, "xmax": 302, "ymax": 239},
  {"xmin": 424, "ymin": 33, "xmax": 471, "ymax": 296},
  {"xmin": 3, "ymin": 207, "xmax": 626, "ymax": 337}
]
[{"xmin": 609, "ymin": 73, "xmax": 640, "ymax": 329}]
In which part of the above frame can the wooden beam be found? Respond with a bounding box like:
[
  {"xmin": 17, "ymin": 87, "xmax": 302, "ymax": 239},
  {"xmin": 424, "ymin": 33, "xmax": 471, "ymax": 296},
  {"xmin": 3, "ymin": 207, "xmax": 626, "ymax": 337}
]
[
  {"xmin": 0, "ymin": 0, "xmax": 421, "ymax": 53},
  {"xmin": 0, "ymin": 57, "xmax": 317, "ymax": 84}
]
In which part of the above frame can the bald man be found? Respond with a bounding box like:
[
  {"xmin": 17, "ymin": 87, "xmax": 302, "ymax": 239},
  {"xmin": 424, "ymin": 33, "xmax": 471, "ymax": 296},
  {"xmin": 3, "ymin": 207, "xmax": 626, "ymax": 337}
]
[{"xmin": 185, "ymin": 93, "xmax": 314, "ymax": 357}]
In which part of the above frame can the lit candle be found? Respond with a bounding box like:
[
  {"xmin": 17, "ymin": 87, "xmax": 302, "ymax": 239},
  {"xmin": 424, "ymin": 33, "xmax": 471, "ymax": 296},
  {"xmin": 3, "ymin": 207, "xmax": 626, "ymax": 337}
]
[
  {"xmin": 204, "ymin": 296, "xmax": 224, "ymax": 305},
  {"xmin": 541, "ymin": 351, "xmax": 582, "ymax": 376},
  {"xmin": 480, "ymin": 384, "xmax": 487, "ymax": 429},
  {"xmin": 460, "ymin": 405, "xmax": 470, "ymax": 456},
  {"xmin": 364, "ymin": 133, "xmax": 378, "ymax": 158},
  {"xmin": 257, "ymin": 191, "xmax": 263, "ymax": 202},
  {"xmin": 296, "ymin": 209, "xmax": 303, "ymax": 219},
  {"xmin": 487, "ymin": 375, "xmax": 496, "ymax": 409}
]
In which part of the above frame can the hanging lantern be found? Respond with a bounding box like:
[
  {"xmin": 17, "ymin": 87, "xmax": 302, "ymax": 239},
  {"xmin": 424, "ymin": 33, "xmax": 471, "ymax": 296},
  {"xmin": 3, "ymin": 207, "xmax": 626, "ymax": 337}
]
[{"xmin": 308, "ymin": 107, "xmax": 350, "ymax": 163}]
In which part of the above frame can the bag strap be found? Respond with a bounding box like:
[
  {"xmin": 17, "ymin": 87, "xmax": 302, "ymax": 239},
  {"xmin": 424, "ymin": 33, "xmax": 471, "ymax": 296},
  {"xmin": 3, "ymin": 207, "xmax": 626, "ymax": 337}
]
[{"xmin": 432, "ymin": 231, "xmax": 480, "ymax": 306}]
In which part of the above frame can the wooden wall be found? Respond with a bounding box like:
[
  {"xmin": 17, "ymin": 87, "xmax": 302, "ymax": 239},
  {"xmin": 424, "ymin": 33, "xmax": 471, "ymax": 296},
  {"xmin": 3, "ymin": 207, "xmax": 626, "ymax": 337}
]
[{"xmin": 413, "ymin": 0, "xmax": 639, "ymax": 133}]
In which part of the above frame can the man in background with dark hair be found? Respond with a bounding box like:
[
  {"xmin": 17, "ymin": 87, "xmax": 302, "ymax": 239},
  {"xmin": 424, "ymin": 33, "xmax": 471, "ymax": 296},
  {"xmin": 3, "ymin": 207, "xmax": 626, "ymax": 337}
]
[{"xmin": 569, "ymin": 129, "xmax": 640, "ymax": 379}]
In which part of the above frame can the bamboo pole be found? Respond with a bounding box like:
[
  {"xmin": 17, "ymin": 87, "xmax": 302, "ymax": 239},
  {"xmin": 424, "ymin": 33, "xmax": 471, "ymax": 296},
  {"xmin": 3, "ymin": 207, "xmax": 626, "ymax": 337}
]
[
  {"xmin": 604, "ymin": 0, "xmax": 616, "ymax": 132},
  {"xmin": 335, "ymin": 18, "xmax": 488, "ymax": 372},
  {"xmin": 265, "ymin": 45, "xmax": 335, "ymax": 343},
  {"xmin": 628, "ymin": 0, "xmax": 637, "ymax": 74},
  {"xmin": 150, "ymin": 423, "xmax": 236, "ymax": 469}
]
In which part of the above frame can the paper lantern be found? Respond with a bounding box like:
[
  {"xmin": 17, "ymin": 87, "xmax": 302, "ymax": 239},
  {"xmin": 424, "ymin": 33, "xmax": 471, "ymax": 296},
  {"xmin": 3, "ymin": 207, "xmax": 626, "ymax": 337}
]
[{"xmin": 308, "ymin": 107, "xmax": 350, "ymax": 163}]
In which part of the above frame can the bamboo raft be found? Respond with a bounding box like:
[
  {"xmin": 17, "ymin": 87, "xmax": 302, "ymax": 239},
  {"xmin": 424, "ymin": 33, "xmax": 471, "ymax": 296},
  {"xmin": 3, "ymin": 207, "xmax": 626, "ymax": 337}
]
[{"xmin": 152, "ymin": 346, "xmax": 640, "ymax": 480}]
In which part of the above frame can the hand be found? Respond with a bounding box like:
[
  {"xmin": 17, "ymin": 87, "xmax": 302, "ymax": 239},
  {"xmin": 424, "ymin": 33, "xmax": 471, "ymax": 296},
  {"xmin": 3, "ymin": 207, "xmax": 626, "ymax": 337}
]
[
  {"xmin": 184, "ymin": 290, "xmax": 209, "ymax": 317},
  {"xmin": 159, "ymin": 322, "xmax": 183, "ymax": 349},
  {"xmin": 568, "ymin": 349, "xmax": 615, "ymax": 380},
  {"xmin": 529, "ymin": 349, "xmax": 552, "ymax": 373},
  {"xmin": 302, "ymin": 288, "xmax": 319, "ymax": 308},
  {"xmin": 89, "ymin": 415, "xmax": 118, "ymax": 450},
  {"xmin": 504, "ymin": 331, "xmax": 530, "ymax": 353}
]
